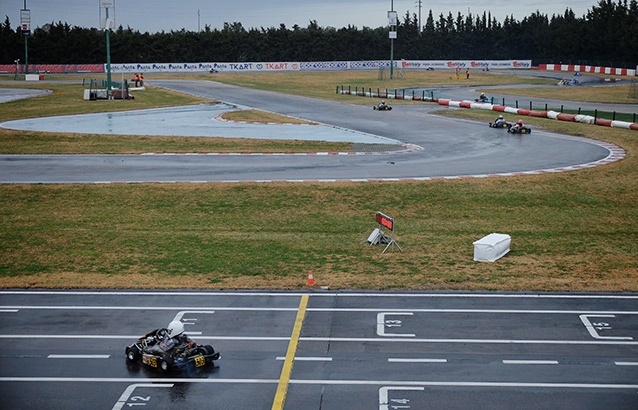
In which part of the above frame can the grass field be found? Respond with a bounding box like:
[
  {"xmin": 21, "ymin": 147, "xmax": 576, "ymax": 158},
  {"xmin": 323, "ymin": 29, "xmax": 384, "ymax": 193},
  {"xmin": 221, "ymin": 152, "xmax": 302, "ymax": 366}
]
[{"xmin": 0, "ymin": 70, "xmax": 636, "ymax": 291}]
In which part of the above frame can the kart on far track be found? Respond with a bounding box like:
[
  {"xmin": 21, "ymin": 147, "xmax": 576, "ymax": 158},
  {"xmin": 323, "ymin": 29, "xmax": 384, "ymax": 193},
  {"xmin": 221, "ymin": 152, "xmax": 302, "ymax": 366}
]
[
  {"xmin": 489, "ymin": 121, "xmax": 511, "ymax": 129},
  {"xmin": 125, "ymin": 328, "xmax": 220, "ymax": 373},
  {"xmin": 508, "ymin": 125, "xmax": 532, "ymax": 134},
  {"xmin": 373, "ymin": 104, "xmax": 392, "ymax": 111}
]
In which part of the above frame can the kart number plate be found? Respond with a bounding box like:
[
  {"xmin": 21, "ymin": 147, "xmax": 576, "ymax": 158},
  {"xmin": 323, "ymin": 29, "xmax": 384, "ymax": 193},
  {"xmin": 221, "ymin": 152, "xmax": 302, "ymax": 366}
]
[
  {"xmin": 194, "ymin": 355, "xmax": 206, "ymax": 367},
  {"xmin": 143, "ymin": 356, "xmax": 158, "ymax": 368}
]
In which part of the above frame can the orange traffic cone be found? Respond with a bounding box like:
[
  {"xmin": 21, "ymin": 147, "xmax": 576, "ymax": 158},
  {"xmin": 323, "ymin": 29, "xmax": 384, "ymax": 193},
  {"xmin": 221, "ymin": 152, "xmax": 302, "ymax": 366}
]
[{"xmin": 305, "ymin": 271, "xmax": 316, "ymax": 286}]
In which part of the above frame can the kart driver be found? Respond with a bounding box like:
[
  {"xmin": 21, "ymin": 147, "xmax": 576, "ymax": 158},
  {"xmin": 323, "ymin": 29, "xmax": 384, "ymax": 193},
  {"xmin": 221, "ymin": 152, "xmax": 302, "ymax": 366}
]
[
  {"xmin": 494, "ymin": 114, "xmax": 506, "ymax": 126},
  {"xmin": 147, "ymin": 320, "xmax": 196, "ymax": 354},
  {"xmin": 479, "ymin": 92, "xmax": 489, "ymax": 102},
  {"xmin": 377, "ymin": 100, "xmax": 387, "ymax": 109},
  {"xmin": 510, "ymin": 119, "xmax": 525, "ymax": 132}
]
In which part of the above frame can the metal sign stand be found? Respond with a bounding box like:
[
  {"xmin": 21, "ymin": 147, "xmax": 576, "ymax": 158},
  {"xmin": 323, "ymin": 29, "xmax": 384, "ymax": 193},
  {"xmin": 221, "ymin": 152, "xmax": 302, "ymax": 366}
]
[{"xmin": 375, "ymin": 212, "xmax": 403, "ymax": 254}]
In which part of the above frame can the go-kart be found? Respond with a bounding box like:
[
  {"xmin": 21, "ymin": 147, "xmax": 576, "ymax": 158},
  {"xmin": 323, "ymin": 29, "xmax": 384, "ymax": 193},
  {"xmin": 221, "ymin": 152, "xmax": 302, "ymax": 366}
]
[
  {"xmin": 373, "ymin": 104, "xmax": 392, "ymax": 111},
  {"xmin": 125, "ymin": 328, "xmax": 220, "ymax": 373},
  {"xmin": 508, "ymin": 125, "xmax": 532, "ymax": 134},
  {"xmin": 489, "ymin": 121, "xmax": 511, "ymax": 129},
  {"xmin": 474, "ymin": 96, "xmax": 490, "ymax": 103}
]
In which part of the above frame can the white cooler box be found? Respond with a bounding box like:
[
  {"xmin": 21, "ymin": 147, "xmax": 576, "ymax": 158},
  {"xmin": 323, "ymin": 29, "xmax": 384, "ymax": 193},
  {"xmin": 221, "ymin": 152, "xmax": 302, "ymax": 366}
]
[{"xmin": 473, "ymin": 233, "xmax": 511, "ymax": 262}]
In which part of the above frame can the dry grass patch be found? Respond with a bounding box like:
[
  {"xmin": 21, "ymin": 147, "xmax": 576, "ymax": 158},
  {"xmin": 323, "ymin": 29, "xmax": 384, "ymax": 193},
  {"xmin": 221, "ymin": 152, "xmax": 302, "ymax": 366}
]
[{"xmin": 220, "ymin": 109, "xmax": 316, "ymax": 124}]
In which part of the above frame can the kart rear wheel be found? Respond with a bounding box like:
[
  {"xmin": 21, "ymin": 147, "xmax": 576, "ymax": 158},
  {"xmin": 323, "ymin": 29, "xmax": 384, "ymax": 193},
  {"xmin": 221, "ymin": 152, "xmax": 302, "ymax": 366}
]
[
  {"xmin": 200, "ymin": 345, "xmax": 215, "ymax": 355},
  {"xmin": 159, "ymin": 355, "xmax": 172, "ymax": 373}
]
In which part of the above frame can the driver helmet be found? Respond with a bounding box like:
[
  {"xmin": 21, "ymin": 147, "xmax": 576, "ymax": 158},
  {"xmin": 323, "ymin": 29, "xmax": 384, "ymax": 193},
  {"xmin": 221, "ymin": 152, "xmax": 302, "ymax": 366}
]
[
  {"xmin": 517, "ymin": 119, "xmax": 523, "ymax": 125},
  {"xmin": 381, "ymin": 100, "xmax": 385, "ymax": 104},
  {"xmin": 498, "ymin": 115, "xmax": 503, "ymax": 119},
  {"xmin": 167, "ymin": 321, "xmax": 185, "ymax": 337},
  {"xmin": 480, "ymin": 92, "xmax": 486, "ymax": 96}
]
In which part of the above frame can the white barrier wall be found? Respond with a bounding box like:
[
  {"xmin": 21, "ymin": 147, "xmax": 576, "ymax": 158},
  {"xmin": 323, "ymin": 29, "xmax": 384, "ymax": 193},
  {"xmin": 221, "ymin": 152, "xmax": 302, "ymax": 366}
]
[
  {"xmin": 540, "ymin": 63, "xmax": 636, "ymax": 76},
  {"xmin": 109, "ymin": 60, "xmax": 532, "ymax": 74}
]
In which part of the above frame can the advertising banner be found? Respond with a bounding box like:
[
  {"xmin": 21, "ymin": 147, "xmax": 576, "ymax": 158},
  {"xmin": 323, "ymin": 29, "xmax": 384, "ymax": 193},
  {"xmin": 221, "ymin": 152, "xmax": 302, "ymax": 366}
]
[
  {"xmin": 0, "ymin": 64, "xmax": 104, "ymax": 74},
  {"xmin": 109, "ymin": 60, "xmax": 532, "ymax": 73}
]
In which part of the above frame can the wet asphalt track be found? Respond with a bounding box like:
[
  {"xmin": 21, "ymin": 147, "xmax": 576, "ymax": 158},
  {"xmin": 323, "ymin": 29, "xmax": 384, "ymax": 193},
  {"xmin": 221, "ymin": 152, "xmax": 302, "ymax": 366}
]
[
  {"xmin": 1, "ymin": 77, "xmax": 637, "ymax": 409},
  {"xmin": 1, "ymin": 290, "xmax": 637, "ymax": 410},
  {"xmin": 0, "ymin": 77, "xmax": 625, "ymax": 183}
]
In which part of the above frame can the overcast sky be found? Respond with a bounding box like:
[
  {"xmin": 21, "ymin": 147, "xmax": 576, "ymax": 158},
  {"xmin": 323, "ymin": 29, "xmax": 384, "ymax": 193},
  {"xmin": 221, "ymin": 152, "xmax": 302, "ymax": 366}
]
[{"xmin": 7, "ymin": 0, "xmax": 597, "ymax": 33}]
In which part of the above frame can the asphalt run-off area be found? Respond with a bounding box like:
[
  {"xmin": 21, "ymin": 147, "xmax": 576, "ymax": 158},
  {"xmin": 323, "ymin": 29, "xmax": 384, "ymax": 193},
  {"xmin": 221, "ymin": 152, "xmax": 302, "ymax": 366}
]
[{"xmin": 1, "ymin": 290, "xmax": 637, "ymax": 409}]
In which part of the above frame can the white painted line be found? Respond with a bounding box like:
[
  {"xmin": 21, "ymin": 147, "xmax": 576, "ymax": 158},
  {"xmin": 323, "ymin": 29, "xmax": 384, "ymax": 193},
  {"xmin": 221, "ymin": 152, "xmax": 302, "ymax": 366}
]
[
  {"xmin": 0, "ymin": 377, "xmax": 278, "ymax": 384},
  {"xmin": 380, "ymin": 386, "xmax": 425, "ymax": 410},
  {"xmin": 300, "ymin": 337, "xmax": 638, "ymax": 346},
  {"xmin": 275, "ymin": 357, "xmax": 333, "ymax": 362},
  {"xmin": 112, "ymin": 383, "xmax": 174, "ymax": 410},
  {"xmin": 0, "ymin": 309, "xmax": 19, "ymax": 313},
  {"xmin": 1, "ymin": 335, "xmax": 637, "ymax": 346},
  {"xmin": 0, "ymin": 306, "xmax": 297, "ymax": 312},
  {"xmin": 1, "ymin": 377, "xmax": 636, "ymax": 390},
  {"xmin": 291, "ymin": 379, "xmax": 638, "ymax": 389},
  {"xmin": 377, "ymin": 312, "xmax": 415, "ymax": 337},
  {"xmin": 2, "ymin": 290, "xmax": 638, "ymax": 299},
  {"xmin": 388, "ymin": 358, "xmax": 447, "ymax": 363},
  {"xmin": 615, "ymin": 362, "xmax": 638, "ymax": 366},
  {"xmin": 47, "ymin": 355, "xmax": 110, "ymax": 359},
  {"xmin": 0, "ymin": 335, "xmax": 291, "ymax": 341},
  {"xmin": 579, "ymin": 314, "xmax": 633, "ymax": 340},
  {"xmin": 314, "ymin": 308, "xmax": 638, "ymax": 315},
  {"xmin": 3, "ymin": 305, "xmax": 638, "ymax": 316},
  {"xmin": 502, "ymin": 360, "xmax": 559, "ymax": 365}
]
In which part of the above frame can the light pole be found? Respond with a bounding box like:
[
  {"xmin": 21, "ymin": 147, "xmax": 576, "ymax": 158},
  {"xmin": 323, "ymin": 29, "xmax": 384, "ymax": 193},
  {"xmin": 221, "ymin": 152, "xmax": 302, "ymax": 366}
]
[
  {"xmin": 416, "ymin": 0, "xmax": 422, "ymax": 34},
  {"xmin": 388, "ymin": 1, "xmax": 397, "ymax": 80},
  {"xmin": 100, "ymin": 0, "xmax": 115, "ymax": 99},
  {"xmin": 20, "ymin": 0, "xmax": 30, "ymax": 75}
]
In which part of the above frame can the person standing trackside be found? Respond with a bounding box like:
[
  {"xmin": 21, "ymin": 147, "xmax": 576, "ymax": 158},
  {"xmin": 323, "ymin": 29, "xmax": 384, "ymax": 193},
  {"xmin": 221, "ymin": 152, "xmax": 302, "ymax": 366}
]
[
  {"xmin": 139, "ymin": 73, "xmax": 144, "ymax": 87},
  {"xmin": 465, "ymin": 68, "xmax": 470, "ymax": 79},
  {"xmin": 133, "ymin": 73, "xmax": 140, "ymax": 87},
  {"xmin": 455, "ymin": 66, "xmax": 460, "ymax": 79}
]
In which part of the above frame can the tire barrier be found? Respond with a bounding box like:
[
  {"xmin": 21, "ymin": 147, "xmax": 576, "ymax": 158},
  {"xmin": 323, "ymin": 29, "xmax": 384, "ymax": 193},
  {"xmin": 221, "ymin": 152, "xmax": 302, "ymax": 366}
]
[
  {"xmin": 337, "ymin": 86, "xmax": 638, "ymax": 131},
  {"xmin": 438, "ymin": 100, "xmax": 638, "ymax": 131}
]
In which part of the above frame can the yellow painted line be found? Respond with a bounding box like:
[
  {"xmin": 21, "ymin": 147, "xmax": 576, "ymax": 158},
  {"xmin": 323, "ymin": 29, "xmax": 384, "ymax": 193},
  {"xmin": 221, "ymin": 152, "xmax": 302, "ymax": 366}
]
[{"xmin": 271, "ymin": 294, "xmax": 309, "ymax": 410}]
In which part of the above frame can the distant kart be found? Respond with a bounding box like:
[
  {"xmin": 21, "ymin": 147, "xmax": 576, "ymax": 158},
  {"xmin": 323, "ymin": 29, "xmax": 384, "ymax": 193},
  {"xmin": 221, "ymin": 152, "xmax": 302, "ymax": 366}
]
[
  {"xmin": 373, "ymin": 105, "xmax": 392, "ymax": 111},
  {"xmin": 125, "ymin": 328, "xmax": 220, "ymax": 373},
  {"xmin": 489, "ymin": 121, "xmax": 511, "ymax": 129},
  {"xmin": 508, "ymin": 126, "xmax": 532, "ymax": 134}
]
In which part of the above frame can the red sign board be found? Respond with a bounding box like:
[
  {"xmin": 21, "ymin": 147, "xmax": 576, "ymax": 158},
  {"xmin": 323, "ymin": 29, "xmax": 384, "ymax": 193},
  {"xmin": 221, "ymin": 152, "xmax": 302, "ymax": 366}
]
[{"xmin": 375, "ymin": 212, "xmax": 394, "ymax": 231}]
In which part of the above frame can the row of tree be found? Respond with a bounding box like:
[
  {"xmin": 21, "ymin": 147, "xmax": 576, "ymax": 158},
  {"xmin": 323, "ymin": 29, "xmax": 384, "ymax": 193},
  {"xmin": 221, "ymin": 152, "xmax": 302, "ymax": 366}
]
[{"xmin": 1, "ymin": 0, "xmax": 636, "ymax": 68}]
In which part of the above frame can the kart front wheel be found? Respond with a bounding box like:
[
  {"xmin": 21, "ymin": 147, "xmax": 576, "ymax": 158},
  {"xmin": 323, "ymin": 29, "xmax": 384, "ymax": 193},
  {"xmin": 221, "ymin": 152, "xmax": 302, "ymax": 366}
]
[{"xmin": 125, "ymin": 347, "xmax": 140, "ymax": 362}]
